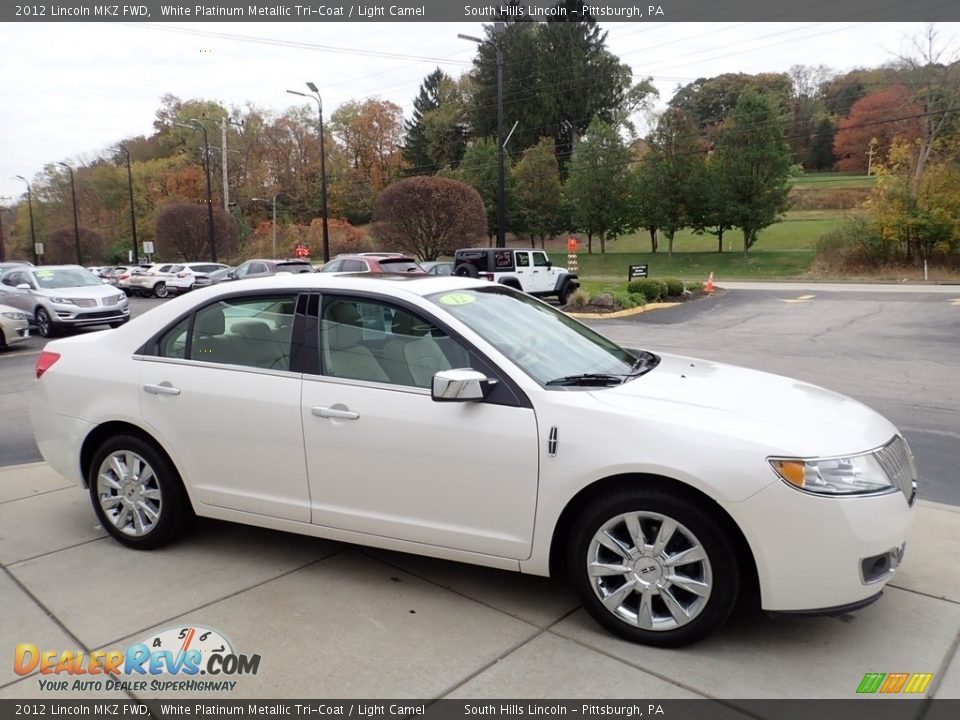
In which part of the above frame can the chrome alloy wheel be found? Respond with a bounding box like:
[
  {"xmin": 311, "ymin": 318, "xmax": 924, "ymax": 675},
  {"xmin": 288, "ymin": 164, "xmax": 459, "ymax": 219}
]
[
  {"xmin": 96, "ymin": 451, "xmax": 162, "ymax": 537},
  {"xmin": 587, "ymin": 511, "xmax": 713, "ymax": 631}
]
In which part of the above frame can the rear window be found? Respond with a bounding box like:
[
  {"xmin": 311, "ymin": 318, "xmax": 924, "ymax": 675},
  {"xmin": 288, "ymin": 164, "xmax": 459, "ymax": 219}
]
[
  {"xmin": 378, "ymin": 259, "xmax": 423, "ymax": 273},
  {"xmin": 277, "ymin": 262, "xmax": 313, "ymax": 274}
]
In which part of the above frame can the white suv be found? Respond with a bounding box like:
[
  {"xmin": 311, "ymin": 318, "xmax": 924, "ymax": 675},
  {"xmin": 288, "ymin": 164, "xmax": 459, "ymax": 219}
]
[
  {"xmin": 166, "ymin": 263, "xmax": 230, "ymax": 294},
  {"xmin": 453, "ymin": 248, "xmax": 578, "ymax": 304},
  {"xmin": 127, "ymin": 263, "xmax": 178, "ymax": 298}
]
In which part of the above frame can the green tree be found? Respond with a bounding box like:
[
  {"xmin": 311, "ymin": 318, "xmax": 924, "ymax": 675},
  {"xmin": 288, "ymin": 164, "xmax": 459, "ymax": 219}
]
[
  {"xmin": 668, "ymin": 73, "xmax": 792, "ymax": 132},
  {"xmin": 641, "ymin": 109, "xmax": 705, "ymax": 258},
  {"xmin": 565, "ymin": 119, "xmax": 632, "ymax": 254},
  {"xmin": 512, "ymin": 138, "xmax": 563, "ymax": 248},
  {"xmin": 469, "ymin": 15, "xmax": 654, "ymax": 170},
  {"xmin": 807, "ymin": 116, "xmax": 837, "ymax": 170},
  {"xmin": 403, "ymin": 69, "xmax": 468, "ymax": 173},
  {"xmin": 712, "ymin": 89, "xmax": 792, "ymax": 256},
  {"xmin": 455, "ymin": 137, "xmax": 514, "ymax": 245},
  {"xmin": 689, "ymin": 157, "xmax": 736, "ymax": 253}
]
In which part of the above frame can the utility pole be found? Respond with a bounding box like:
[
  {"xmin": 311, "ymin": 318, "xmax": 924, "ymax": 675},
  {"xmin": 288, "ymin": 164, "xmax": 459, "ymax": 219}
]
[
  {"xmin": 121, "ymin": 145, "xmax": 139, "ymax": 265},
  {"xmin": 14, "ymin": 176, "xmax": 38, "ymax": 264},
  {"xmin": 57, "ymin": 163, "xmax": 82, "ymax": 265},
  {"xmin": 221, "ymin": 118, "xmax": 230, "ymax": 212}
]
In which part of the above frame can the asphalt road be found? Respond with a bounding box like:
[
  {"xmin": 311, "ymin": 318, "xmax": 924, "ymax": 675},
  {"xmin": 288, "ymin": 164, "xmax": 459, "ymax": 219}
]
[{"xmin": 1, "ymin": 286, "xmax": 958, "ymax": 505}]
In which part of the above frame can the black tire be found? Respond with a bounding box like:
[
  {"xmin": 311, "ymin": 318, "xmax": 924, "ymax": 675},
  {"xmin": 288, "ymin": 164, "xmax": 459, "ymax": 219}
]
[
  {"xmin": 88, "ymin": 434, "xmax": 193, "ymax": 550},
  {"xmin": 454, "ymin": 263, "xmax": 479, "ymax": 278},
  {"xmin": 153, "ymin": 282, "xmax": 169, "ymax": 299},
  {"xmin": 498, "ymin": 278, "xmax": 522, "ymax": 291},
  {"xmin": 0, "ymin": 328, "xmax": 6, "ymax": 348},
  {"xmin": 557, "ymin": 280, "xmax": 575, "ymax": 305},
  {"xmin": 568, "ymin": 486, "xmax": 739, "ymax": 647},
  {"xmin": 35, "ymin": 307, "xmax": 57, "ymax": 338}
]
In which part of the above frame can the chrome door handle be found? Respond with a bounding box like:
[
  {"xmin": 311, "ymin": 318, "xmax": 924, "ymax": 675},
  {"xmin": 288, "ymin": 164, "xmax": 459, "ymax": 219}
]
[
  {"xmin": 312, "ymin": 407, "xmax": 359, "ymax": 420},
  {"xmin": 143, "ymin": 383, "xmax": 181, "ymax": 396}
]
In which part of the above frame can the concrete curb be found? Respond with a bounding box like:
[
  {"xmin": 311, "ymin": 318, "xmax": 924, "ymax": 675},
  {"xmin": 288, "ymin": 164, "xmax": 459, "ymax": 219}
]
[{"xmin": 566, "ymin": 301, "xmax": 682, "ymax": 320}]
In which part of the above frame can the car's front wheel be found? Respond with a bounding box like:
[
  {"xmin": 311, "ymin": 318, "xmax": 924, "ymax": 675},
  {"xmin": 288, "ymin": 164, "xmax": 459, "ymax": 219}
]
[
  {"xmin": 569, "ymin": 487, "xmax": 739, "ymax": 647},
  {"xmin": 35, "ymin": 307, "xmax": 57, "ymax": 338},
  {"xmin": 153, "ymin": 282, "xmax": 169, "ymax": 298},
  {"xmin": 88, "ymin": 434, "xmax": 192, "ymax": 550}
]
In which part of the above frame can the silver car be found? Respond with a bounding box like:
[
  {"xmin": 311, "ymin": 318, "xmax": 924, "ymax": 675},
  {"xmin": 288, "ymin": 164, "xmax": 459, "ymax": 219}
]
[
  {"xmin": 0, "ymin": 265, "xmax": 129, "ymax": 338},
  {"xmin": 0, "ymin": 303, "xmax": 30, "ymax": 348}
]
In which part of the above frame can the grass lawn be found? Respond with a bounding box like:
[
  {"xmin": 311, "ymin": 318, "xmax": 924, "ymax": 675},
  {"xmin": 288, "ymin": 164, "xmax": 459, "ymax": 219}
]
[
  {"xmin": 788, "ymin": 173, "xmax": 877, "ymax": 188},
  {"xmin": 562, "ymin": 250, "xmax": 817, "ymax": 285}
]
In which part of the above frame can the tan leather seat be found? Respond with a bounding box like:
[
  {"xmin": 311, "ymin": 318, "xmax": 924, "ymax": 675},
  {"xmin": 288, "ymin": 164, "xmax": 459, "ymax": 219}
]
[
  {"xmin": 322, "ymin": 302, "xmax": 390, "ymax": 383},
  {"xmin": 232, "ymin": 320, "xmax": 289, "ymax": 370},
  {"xmin": 381, "ymin": 311, "xmax": 450, "ymax": 388}
]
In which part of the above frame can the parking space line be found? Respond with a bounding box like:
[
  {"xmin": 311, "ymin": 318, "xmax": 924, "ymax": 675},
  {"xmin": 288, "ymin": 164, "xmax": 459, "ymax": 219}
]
[
  {"xmin": 779, "ymin": 294, "xmax": 816, "ymax": 304},
  {"xmin": 0, "ymin": 350, "xmax": 40, "ymax": 360}
]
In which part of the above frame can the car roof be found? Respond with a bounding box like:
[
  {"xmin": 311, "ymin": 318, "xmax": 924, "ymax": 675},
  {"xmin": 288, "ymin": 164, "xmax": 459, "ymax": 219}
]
[{"xmin": 202, "ymin": 272, "xmax": 490, "ymax": 298}]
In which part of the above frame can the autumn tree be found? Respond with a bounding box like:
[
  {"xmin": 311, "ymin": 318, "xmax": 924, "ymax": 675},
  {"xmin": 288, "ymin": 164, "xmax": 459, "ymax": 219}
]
[
  {"xmin": 372, "ymin": 176, "xmax": 486, "ymax": 260},
  {"xmin": 669, "ymin": 72, "xmax": 792, "ymax": 133},
  {"xmin": 512, "ymin": 138, "xmax": 564, "ymax": 248},
  {"xmin": 330, "ymin": 99, "xmax": 405, "ymax": 194},
  {"xmin": 712, "ymin": 89, "xmax": 792, "ymax": 256},
  {"xmin": 565, "ymin": 119, "xmax": 632, "ymax": 254},
  {"xmin": 44, "ymin": 227, "xmax": 107, "ymax": 265},
  {"xmin": 155, "ymin": 203, "xmax": 238, "ymax": 261},
  {"xmin": 833, "ymin": 85, "xmax": 923, "ymax": 172}
]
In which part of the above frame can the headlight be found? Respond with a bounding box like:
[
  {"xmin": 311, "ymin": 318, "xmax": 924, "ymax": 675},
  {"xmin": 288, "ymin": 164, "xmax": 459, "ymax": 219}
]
[
  {"xmin": 769, "ymin": 451, "xmax": 893, "ymax": 496},
  {"xmin": 49, "ymin": 297, "xmax": 76, "ymax": 305},
  {"xmin": 1, "ymin": 311, "xmax": 28, "ymax": 320}
]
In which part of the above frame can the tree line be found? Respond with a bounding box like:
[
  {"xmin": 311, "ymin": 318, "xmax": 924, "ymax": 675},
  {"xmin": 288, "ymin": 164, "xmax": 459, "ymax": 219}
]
[{"xmin": 1, "ymin": 18, "xmax": 957, "ymax": 267}]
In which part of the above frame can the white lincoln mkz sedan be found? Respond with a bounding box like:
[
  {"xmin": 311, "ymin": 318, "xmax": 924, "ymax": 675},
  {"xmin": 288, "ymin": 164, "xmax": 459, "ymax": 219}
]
[{"xmin": 31, "ymin": 274, "xmax": 917, "ymax": 646}]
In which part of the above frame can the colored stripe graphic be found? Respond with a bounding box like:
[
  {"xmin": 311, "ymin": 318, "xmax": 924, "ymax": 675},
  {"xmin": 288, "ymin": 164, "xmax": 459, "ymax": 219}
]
[
  {"xmin": 857, "ymin": 673, "xmax": 885, "ymax": 694},
  {"xmin": 857, "ymin": 672, "xmax": 934, "ymax": 694}
]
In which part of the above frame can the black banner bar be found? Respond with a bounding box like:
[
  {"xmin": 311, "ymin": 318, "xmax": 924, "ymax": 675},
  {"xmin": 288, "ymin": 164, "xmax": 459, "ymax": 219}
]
[
  {"xmin": 3, "ymin": 0, "xmax": 960, "ymax": 23},
  {"xmin": 0, "ymin": 699, "xmax": 955, "ymax": 720}
]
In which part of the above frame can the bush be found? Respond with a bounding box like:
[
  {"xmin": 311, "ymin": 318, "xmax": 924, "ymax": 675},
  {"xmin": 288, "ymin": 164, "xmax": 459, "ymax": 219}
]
[
  {"xmin": 627, "ymin": 278, "xmax": 667, "ymax": 301},
  {"xmin": 566, "ymin": 288, "xmax": 591, "ymax": 307},
  {"xmin": 611, "ymin": 292, "xmax": 648, "ymax": 310},
  {"xmin": 685, "ymin": 281, "xmax": 704, "ymax": 293},
  {"xmin": 662, "ymin": 277, "xmax": 685, "ymax": 297},
  {"xmin": 814, "ymin": 217, "xmax": 894, "ymax": 270}
]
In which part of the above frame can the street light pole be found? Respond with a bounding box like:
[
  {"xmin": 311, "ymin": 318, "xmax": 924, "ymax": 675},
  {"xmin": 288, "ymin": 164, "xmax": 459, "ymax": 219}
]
[
  {"xmin": 57, "ymin": 162, "xmax": 82, "ymax": 265},
  {"xmin": 287, "ymin": 84, "xmax": 330, "ymax": 263},
  {"xmin": 252, "ymin": 195, "xmax": 278, "ymax": 257},
  {"xmin": 0, "ymin": 197, "xmax": 9, "ymax": 263},
  {"xmin": 459, "ymin": 23, "xmax": 506, "ymax": 248},
  {"xmin": 14, "ymin": 176, "xmax": 38, "ymax": 264},
  {"xmin": 119, "ymin": 145, "xmax": 139, "ymax": 265},
  {"xmin": 175, "ymin": 120, "xmax": 218, "ymax": 263}
]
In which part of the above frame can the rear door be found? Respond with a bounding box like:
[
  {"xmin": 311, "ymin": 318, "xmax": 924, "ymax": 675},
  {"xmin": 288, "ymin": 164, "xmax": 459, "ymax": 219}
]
[{"xmin": 512, "ymin": 251, "xmax": 532, "ymax": 289}]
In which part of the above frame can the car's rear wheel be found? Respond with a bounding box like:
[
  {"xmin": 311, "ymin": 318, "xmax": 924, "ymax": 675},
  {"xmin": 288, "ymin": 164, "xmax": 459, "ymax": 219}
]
[
  {"xmin": 569, "ymin": 487, "xmax": 739, "ymax": 647},
  {"xmin": 153, "ymin": 282, "xmax": 169, "ymax": 298},
  {"xmin": 35, "ymin": 308, "xmax": 57, "ymax": 338},
  {"xmin": 88, "ymin": 434, "xmax": 192, "ymax": 550},
  {"xmin": 454, "ymin": 263, "xmax": 479, "ymax": 278},
  {"xmin": 558, "ymin": 280, "xmax": 575, "ymax": 305}
]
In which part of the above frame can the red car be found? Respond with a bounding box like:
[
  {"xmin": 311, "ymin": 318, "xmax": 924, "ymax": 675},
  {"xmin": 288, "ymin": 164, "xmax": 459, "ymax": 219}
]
[{"xmin": 318, "ymin": 253, "xmax": 424, "ymax": 274}]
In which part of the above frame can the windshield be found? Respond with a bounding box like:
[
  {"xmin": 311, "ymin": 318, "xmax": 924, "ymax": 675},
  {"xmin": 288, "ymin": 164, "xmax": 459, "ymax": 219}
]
[
  {"xmin": 428, "ymin": 286, "xmax": 646, "ymax": 387},
  {"xmin": 33, "ymin": 268, "xmax": 104, "ymax": 289}
]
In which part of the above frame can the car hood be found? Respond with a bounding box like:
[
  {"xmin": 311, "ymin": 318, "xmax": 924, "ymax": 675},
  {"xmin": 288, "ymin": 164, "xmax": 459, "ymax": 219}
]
[
  {"xmin": 590, "ymin": 352, "xmax": 897, "ymax": 458},
  {"xmin": 36, "ymin": 286, "xmax": 119, "ymax": 299}
]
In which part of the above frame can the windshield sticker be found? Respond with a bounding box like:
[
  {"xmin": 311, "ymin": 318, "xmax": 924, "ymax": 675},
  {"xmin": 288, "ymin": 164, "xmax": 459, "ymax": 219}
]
[
  {"xmin": 439, "ymin": 292, "xmax": 477, "ymax": 306},
  {"xmin": 36, "ymin": 271, "xmax": 54, "ymax": 277}
]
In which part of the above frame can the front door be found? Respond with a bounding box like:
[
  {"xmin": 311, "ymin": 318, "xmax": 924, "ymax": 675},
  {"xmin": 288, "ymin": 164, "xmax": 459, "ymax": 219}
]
[
  {"xmin": 530, "ymin": 251, "xmax": 557, "ymax": 294},
  {"xmin": 301, "ymin": 294, "xmax": 540, "ymax": 559}
]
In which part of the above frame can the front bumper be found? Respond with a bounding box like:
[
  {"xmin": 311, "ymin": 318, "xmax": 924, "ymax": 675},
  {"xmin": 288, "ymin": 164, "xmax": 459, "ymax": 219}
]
[
  {"xmin": 50, "ymin": 306, "xmax": 129, "ymax": 326},
  {"xmin": 723, "ymin": 479, "xmax": 914, "ymax": 612}
]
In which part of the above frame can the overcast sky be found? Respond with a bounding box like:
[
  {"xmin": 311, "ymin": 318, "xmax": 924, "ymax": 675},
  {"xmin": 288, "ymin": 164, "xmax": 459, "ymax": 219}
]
[{"xmin": 1, "ymin": 21, "xmax": 956, "ymax": 202}]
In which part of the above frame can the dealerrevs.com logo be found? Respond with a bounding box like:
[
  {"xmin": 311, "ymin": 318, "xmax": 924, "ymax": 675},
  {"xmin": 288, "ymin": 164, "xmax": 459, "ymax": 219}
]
[
  {"xmin": 14, "ymin": 625, "xmax": 261, "ymax": 692},
  {"xmin": 856, "ymin": 672, "xmax": 934, "ymax": 694}
]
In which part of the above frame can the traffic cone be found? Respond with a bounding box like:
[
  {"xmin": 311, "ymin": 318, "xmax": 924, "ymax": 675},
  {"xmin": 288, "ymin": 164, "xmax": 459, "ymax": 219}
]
[{"xmin": 705, "ymin": 272, "xmax": 715, "ymax": 294}]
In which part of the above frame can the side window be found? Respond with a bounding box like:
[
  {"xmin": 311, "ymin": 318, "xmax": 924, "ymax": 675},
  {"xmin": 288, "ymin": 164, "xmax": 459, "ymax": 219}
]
[
  {"xmin": 320, "ymin": 297, "xmax": 471, "ymax": 389},
  {"xmin": 341, "ymin": 259, "xmax": 366, "ymax": 272},
  {"xmin": 159, "ymin": 296, "xmax": 297, "ymax": 370},
  {"xmin": 2, "ymin": 272, "xmax": 20, "ymax": 286},
  {"xmin": 321, "ymin": 260, "xmax": 342, "ymax": 273},
  {"xmin": 249, "ymin": 262, "xmax": 268, "ymax": 275},
  {"xmin": 532, "ymin": 252, "xmax": 550, "ymax": 267},
  {"xmin": 515, "ymin": 252, "xmax": 530, "ymax": 268}
]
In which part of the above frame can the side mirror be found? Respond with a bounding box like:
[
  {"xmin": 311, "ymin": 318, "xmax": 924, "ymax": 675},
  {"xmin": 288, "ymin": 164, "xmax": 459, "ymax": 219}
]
[
  {"xmin": 227, "ymin": 271, "xmax": 237, "ymax": 280},
  {"xmin": 546, "ymin": 260, "xmax": 553, "ymax": 269},
  {"xmin": 16, "ymin": 283, "xmax": 32, "ymax": 290},
  {"xmin": 432, "ymin": 369, "xmax": 494, "ymax": 402}
]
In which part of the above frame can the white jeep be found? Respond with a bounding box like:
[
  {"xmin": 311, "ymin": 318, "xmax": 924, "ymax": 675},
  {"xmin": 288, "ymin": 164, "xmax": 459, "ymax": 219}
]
[{"xmin": 453, "ymin": 248, "xmax": 578, "ymax": 304}]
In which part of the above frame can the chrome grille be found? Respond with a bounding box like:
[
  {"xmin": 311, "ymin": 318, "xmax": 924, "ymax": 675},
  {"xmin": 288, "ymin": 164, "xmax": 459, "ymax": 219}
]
[
  {"xmin": 69, "ymin": 298, "xmax": 97, "ymax": 307},
  {"xmin": 875, "ymin": 436, "xmax": 917, "ymax": 506},
  {"xmin": 102, "ymin": 295, "xmax": 123, "ymax": 306}
]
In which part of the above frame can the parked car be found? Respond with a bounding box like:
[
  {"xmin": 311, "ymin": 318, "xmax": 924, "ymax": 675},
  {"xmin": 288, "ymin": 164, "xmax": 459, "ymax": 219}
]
[
  {"xmin": 420, "ymin": 261, "xmax": 455, "ymax": 276},
  {"xmin": 127, "ymin": 263, "xmax": 179, "ymax": 298},
  {"xmin": 166, "ymin": 263, "xmax": 230, "ymax": 294},
  {"xmin": 453, "ymin": 247, "xmax": 578, "ymax": 304},
  {"xmin": 194, "ymin": 266, "xmax": 235, "ymax": 288},
  {"xmin": 318, "ymin": 254, "xmax": 424, "ymax": 274},
  {"xmin": 227, "ymin": 259, "xmax": 314, "ymax": 281},
  {"xmin": 0, "ymin": 303, "xmax": 30, "ymax": 348},
  {"xmin": 31, "ymin": 275, "xmax": 915, "ymax": 647},
  {"xmin": 0, "ymin": 264, "xmax": 129, "ymax": 337},
  {"xmin": 0, "ymin": 261, "xmax": 34, "ymax": 273}
]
